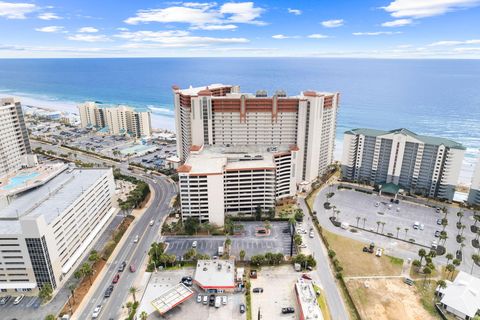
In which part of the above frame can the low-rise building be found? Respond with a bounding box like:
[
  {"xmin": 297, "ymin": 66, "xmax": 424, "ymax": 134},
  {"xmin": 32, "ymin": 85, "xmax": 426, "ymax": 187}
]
[
  {"xmin": 193, "ymin": 260, "xmax": 235, "ymax": 293},
  {"xmin": 467, "ymin": 158, "xmax": 480, "ymax": 207},
  {"xmin": 151, "ymin": 283, "xmax": 194, "ymax": 316},
  {"xmin": 0, "ymin": 167, "xmax": 115, "ymax": 295},
  {"xmin": 294, "ymin": 278, "xmax": 323, "ymax": 320},
  {"xmin": 436, "ymin": 271, "xmax": 480, "ymax": 320},
  {"xmin": 342, "ymin": 128, "xmax": 465, "ymax": 201}
]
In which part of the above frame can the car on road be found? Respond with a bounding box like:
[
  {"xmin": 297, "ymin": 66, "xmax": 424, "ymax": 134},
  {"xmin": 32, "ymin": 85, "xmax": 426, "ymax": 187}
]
[
  {"xmin": 437, "ymin": 218, "xmax": 443, "ymax": 225},
  {"xmin": 197, "ymin": 295, "xmax": 202, "ymax": 303},
  {"xmin": 133, "ymin": 235, "xmax": 139, "ymax": 243},
  {"xmin": 112, "ymin": 273, "xmax": 120, "ymax": 284},
  {"xmin": 0, "ymin": 295, "xmax": 11, "ymax": 305},
  {"xmin": 396, "ymin": 207, "xmax": 400, "ymax": 212},
  {"xmin": 149, "ymin": 220, "xmax": 155, "ymax": 226},
  {"xmin": 209, "ymin": 295, "xmax": 215, "ymax": 306},
  {"xmin": 92, "ymin": 305, "xmax": 103, "ymax": 319},
  {"xmin": 420, "ymin": 224, "xmax": 425, "ymax": 230},
  {"xmin": 436, "ymin": 207, "xmax": 441, "ymax": 213},
  {"xmin": 129, "ymin": 264, "xmax": 136, "ymax": 272},
  {"xmin": 375, "ymin": 248, "xmax": 383, "ymax": 257},
  {"xmin": 298, "ymin": 244, "xmax": 307, "ymax": 249},
  {"xmin": 388, "ymin": 204, "xmax": 392, "ymax": 210},
  {"xmin": 192, "ymin": 241, "xmax": 197, "ymax": 248},
  {"xmin": 104, "ymin": 287, "xmax": 113, "ymax": 298},
  {"xmin": 222, "ymin": 296, "xmax": 227, "ymax": 305},
  {"xmin": 215, "ymin": 296, "xmax": 221, "ymax": 308},
  {"xmin": 282, "ymin": 307, "xmax": 295, "ymax": 314},
  {"xmin": 434, "ymin": 230, "xmax": 441, "ymax": 237},
  {"xmin": 252, "ymin": 287, "xmax": 264, "ymax": 293},
  {"xmin": 413, "ymin": 221, "xmax": 420, "ymax": 229},
  {"xmin": 309, "ymin": 230, "xmax": 314, "ymax": 238},
  {"xmin": 13, "ymin": 295, "xmax": 24, "ymax": 305},
  {"xmin": 375, "ymin": 202, "xmax": 379, "ymax": 207},
  {"xmin": 118, "ymin": 261, "xmax": 127, "ymax": 272},
  {"xmin": 240, "ymin": 303, "xmax": 246, "ymax": 314}
]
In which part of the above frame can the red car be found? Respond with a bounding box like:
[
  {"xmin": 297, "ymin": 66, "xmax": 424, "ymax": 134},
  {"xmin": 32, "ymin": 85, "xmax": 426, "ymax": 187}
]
[
  {"xmin": 129, "ymin": 265, "xmax": 136, "ymax": 272},
  {"xmin": 112, "ymin": 274, "xmax": 120, "ymax": 284}
]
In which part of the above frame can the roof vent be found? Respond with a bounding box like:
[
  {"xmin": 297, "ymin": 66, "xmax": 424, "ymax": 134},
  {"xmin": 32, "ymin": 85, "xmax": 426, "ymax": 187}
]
[
  {"xmin": 275, "ymin": 90, "xmax": 287, "ymax": 97},
  {"xmin": 256, "ymin": 90, "xmax": 268, "ymax": 97}
]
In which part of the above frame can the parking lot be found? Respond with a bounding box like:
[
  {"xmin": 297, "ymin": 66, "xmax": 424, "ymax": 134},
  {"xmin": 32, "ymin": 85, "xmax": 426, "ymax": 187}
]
[
  {"xmin": 250, "ymin": 265, "xmax": 304, "ymax": 320},
  {"xmin": 165, "ymin": 222, "xmax": 295, "ymax": 260},
  {"xmin": 138, "ymin": 268, "xmax": 246, "ymax": 320},
  {"xmin": 314, "ymin": 185, "xmax": 480, "ymax": 276}
]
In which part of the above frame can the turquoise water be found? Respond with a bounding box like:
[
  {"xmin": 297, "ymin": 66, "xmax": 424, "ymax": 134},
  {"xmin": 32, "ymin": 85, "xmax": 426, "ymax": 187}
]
[{"xmin": 1, "ymin": 172, "xmax": 40, "ymax": 190}]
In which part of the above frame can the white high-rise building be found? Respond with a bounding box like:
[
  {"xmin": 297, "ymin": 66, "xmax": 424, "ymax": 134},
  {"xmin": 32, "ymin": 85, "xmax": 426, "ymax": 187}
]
[
  {"xmin": 342, "ymin": 128, "xmax": 465, "ymax": 201},
  {"xmin": 174, "ymin": 84, "xmax": 339, "ymax": 225},
  {"xmin": 0, "ymin": 98, "xmax": 36, "ymax": 177},
  {"xmin": 78, "ymin": 102, "xmax": 152, "ymax": 138},
  {"xmin": 467, "ymin": 159, "xmax": 480, "ymax": 207},
  {"xmin": 0, "ymin": 168, "xmax": 115, "ymax": 294}
]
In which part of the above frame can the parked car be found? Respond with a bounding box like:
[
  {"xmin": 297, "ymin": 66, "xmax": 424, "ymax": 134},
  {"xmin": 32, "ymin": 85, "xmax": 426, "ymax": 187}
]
[
  {"xmin": 413, "ymin": 221, "xmax": 420, "ymax": 229},
  {"xmin": 375, "ymin": 248, "xmax": 383, "ymax": 257},
  {"xmin": 375, "ymin": 202, "xmax": 380, "ymax": 207},
  {"xmin": 118, "ymin": 261, "xmax": 127, "ymax": 272},
  {"xmin": 129, "ymin": 264, "xmax": 136, "ymax": 272},
  {"xmin": 13, "ymin": 295, "xmax": 24, "ymax": 305},
  {"xmin": 437, "ymin": 218, "xmax": 443, "ymax": 225},
  {"xmin": 203, "ymin": 295, "xmax": 208, "ymax": 305},
  {"xmin": 240, "ymin": 303, "xmax": 246, "ymax": 313},
  {"xmin": 209, "ymin": 295, "xmax": 215, "ymax": 306},
  {"xmin": 252, "ymin": 288, "xmax": 264, "ymax": 293},
  {"xmin": 404, "ymin": 277, "xmax": 414, "ymax": 286},
  {"xmin": 0, "ymin": 295, "xmax": 12, "ymax": 305},
  {"xmin": 112, "ymin": 274, "xmax": 120, "ymax": 284},
  {"xmin": 222, "ymin": 296, "xmax": 227, "ymax": 305},
  {"xmin": 362, "ymin": 247, "xmax": 369, "ymax": 253},
  {"xmin": 192, "ymin": 241, "xmax": 197, "ymax": 248},
  {"xmin": 282, "ymin": 307, "xmax": 295, "ymax": 314},
  {"xmin": 298, "ymin": 244, "xmax": 307, "ymax": 249},
  {"xmin": 456, "ymin": 250, "xmax": 463, "ymax": 261},
  {"xmin": 420, "ymin": 224, "xmax": 425, "ymax": 230},
  {"xmin": 434, "ymin": 231, "xmax": 441, "ymax": 237},
  {"xmin": 92, "ymin": 305, "xmax": 103, "ymax": 319},
  {"xmin": 309, "ymin": 231, "xmax": 314, "ymax": 238},
  {"xmin": 181, "ymin": 276, "xmax": 193, "ymax": 286},
  {"xmin": 215, "ymin": 296, "xmax": 221, "ymax": 308},
  {"xmin": 197, "ymin": 295, "xmax": 202, "ymax": 303}
]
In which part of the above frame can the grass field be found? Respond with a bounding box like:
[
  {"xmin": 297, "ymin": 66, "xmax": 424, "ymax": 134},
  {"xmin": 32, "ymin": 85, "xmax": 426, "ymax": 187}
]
[
  {"xmin": 322, "ymin": 229, "xmax": 404, "ymax": 276},
  {"xmin": 314, "ymin": 285, "xmax": 332, "ymax": 320}
]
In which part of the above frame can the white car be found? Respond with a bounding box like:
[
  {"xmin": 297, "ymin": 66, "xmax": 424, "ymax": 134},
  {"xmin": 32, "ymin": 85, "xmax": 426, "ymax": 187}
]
[
  {"xmin": 309, "ymin": 231, "xmax": 314, "ymax": 238},
  {"xmin": 420, "ymin": 224, "xmax": 425, "ymax": 230},
  {"xmin": 197, "ymin": 295, "xmax": 202, "ymax": 303},
  {"xmin": 388, "ymin": 204, "xmax": 392, "ymax": 210},
  {"xmin": 413, "ymin": 221, "xmax": 420, "ymax": 229},
  {"xmin": 396, "ymin": 207, "xmax": 400, "ymax": 212},
  {"xmin": 222, "ymin": 295, "xmax": 227, "ymax": 305},
  {"xmin": 192, "ymin": 241, "xmax": 197, "ymax": 248},
  {"xmin": 375, "ymin": 248, "xmax": 383, "ymax": 257},
  {"xmin": 13, "ymin": 294, "xmax": 24, "ymax": 305},
  {"xmin": 375, "ymin": 202, "xmax": 380, "ymax": 207},
  {"xmin": 133, "ymin": 235, "xmax": 139, "ymax": 243},
  {"xmin": 298, "ymin": 244, "xmax": 307, "ymax": 249},
  {"xmin": 92, "ymin": 305, "xmax": 102, "ymax": 319},
  {"xmin": 149, "ymin": 220, "xmax": 155, "ymax": 226}
]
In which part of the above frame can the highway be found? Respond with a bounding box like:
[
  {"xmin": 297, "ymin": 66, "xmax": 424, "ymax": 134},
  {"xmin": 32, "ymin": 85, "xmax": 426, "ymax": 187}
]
[
  {"xmin": 31, "ymin": 140, "xmax": 178, "ymax": 319},
  {"xmin": 298, "ymin": 198, "xmax": 349, "ymax": 320}
]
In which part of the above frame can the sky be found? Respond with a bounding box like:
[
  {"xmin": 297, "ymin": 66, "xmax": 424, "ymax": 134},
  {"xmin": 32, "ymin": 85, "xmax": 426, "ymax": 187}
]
[{"xmin": 0, "ymin": 0, "xmax": 480, "ymax": 58}]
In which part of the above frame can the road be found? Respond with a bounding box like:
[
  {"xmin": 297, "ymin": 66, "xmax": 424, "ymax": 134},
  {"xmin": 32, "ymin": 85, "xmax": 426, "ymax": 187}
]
[
  {"xmin": 298, "ymin": 197, "xmax": 349, "ymax": 320},
  {"xmin": 31, "ymin": 140, "xmax": 178, "ymax": 320}
]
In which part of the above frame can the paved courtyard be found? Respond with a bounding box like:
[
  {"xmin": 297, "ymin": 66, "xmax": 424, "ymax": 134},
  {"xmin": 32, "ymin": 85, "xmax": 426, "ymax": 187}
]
[
  {"xmin": 314, "ymin": 185, "xmax": 480, "ymax": 276},
  {"xmin": 165, "ymin": 221, "xmax": 295, "ymax": 260}
]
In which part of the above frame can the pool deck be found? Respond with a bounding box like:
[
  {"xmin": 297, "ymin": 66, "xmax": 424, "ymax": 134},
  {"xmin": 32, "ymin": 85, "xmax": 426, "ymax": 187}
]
[{"xmin": 0, "ymin": 163, "xmax": 68, "ymax": 197}]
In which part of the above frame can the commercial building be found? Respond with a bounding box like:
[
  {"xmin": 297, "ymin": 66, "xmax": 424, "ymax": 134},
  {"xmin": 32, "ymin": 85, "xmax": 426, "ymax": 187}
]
[
  {"xmin": 151, "ymin": 283, "xmax": 194, "ymax": 316},
  {"xmin": 78, "ymin": 102, "xmax": 152, "ymax": 138},
  {"xmin": 0, "ymin": 98, "xmax": 36, "ymax": 177},
  {"xmin": 193, "ymin": 260, "xmax": 236, "ymax": 292},
  {"xmin": 436, "ymin": 271, "xmax": 480, "ymax": 320},
  {"xmin": 467, "ymin": 159, "xmax": 480, "ymax": 207},
  {"xmin": 294, "ymin": 278, "xmax": 323, "ymax": 320},
  {"xmin": 342, "ymin": 128, "xmax": 465, "ymax": 201},
  {"xmin": 0, "ymin": 167, "xmax": 115, "ymax": 294},
  {"xmin": 173, "ymin": 84, "xmax": 339, "ymax": 224}
]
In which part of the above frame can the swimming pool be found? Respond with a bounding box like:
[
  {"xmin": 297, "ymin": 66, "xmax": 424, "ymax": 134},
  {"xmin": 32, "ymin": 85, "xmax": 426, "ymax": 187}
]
[{"xmin": 1, "ymin": 172, "xmax": 41, "ymax": 190}]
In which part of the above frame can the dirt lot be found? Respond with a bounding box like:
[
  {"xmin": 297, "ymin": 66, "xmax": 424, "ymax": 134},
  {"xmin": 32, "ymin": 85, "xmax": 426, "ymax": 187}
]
[
  {"xmin": 346, "ymin": 278, "xmax": 437, "ymax": 320},
  {"xmin": 322, "ymin": 229, "xmax": 403, "ymax": 276}
]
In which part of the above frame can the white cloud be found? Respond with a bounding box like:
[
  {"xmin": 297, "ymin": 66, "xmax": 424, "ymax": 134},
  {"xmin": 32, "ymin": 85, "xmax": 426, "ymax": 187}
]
[
  {"xmin": 382, "ymin": 0, "xmax": 480, "ymax": 19},
  {"xmin": 78, "ymin": 27, "xmax": 99, "ymax": 33},
  {"xmin": 429, "ymin": 39, "xmax": 480, "ymax": 46},
  {"xmin": 353, "ymin": 31, "xmax": 402, "ymax": 36},
  {"xmin": 35, "ymin": 26, "xmax": 64, "ymax": 33},
  {"xmin": 308, "ymin": 34, "xmax": 328, "ymax": 39},
  {"xmin": 381, "ymin": 18, "xmax": 412, "ymax": 27},
  {"xmin": 271, "ymin": 34, "xmax": 300, "ymax": 39},
  {"xmin": 67, "ymin": 34, "xmax": 111, "ymax": 42},
  {"xmin": 0, "ymin": 1, "xmax": 36, "ymax": 19},
  {"xmin": 191, "ymin": 24, "xmax": 238, "ymax": 30},
  {"xmin": 38, "ymin": 12, "xmax": 61, "ymax": 20},
  {"xmin": 321, "ymin": 19, "xmax": 344, "ymax": 28},
  {"xmin": 453, "ymin": 47, "xmax": 480, "ymax": 52},
  {"xmin": 117, "ymin": 27, "xmax": 129, "ymax": 31},
  {"xmin": 124, "ymin": 2, "xmax": 265, "ymax": 28},
  {"xmin": 115, "ymin": 30, "xmax": 248, "ymax": 47},
  {"xmin": 288, "ymin": 8, "xmax": 302, "ymax": 15}
]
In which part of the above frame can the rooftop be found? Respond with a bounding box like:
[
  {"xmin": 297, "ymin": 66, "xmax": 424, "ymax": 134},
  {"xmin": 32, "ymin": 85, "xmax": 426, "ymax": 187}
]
[
  {"xmin": 0, "ymin": 168, "xmax": 111, "ymax": 234},
  {"xmin": 439, "ymin": 271, "xmax": 480, "ymax": 318},
  {"xmin": 194, "ymin": 260, "xmax": 235, "ymax": 289},
  {"xmin": 173, "ymin": 83, "xmax": 231, "ymax": 96},
  {"xmin": 345, "ymin": 128, "xmax": 466, "ymax": 150},
  {"xmin": 295, "ymin": 279, "xmax": 323, "ymax": 320},
  {"xmin": 151, "ymin": 283, "xmax": 194, "ymax": 315}
]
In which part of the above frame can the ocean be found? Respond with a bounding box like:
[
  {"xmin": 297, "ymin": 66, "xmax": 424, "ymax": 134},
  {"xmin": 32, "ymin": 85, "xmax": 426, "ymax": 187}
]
[{"xmin": 0, "ymin": 58, "xmax": 479, "ymax": 184}]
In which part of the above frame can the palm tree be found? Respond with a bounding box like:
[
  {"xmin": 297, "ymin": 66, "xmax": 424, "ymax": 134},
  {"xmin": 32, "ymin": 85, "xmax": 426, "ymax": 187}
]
[
  {"xmin": 442, "ymin": 207, "xmax": 448, "ymax": 219},
  {"xmin": 446, "ymin": 253, "xmax": 453, "ymax": 265},
  {"xmin": 356, "ymin": 216, "xmax": 361, "ymax": 227},
  {"xmin": 418, "ymin": 249, "xmax": 427, "ymax": 264},
  {"xmin": 44, "ymin": 315, "xmax": 56, "ymax": 320},
  {"xmin": 440, "ymin": 231, "xmax": 448, "ymax": 245},
  {"xmin": 404, "ymin": 227, "xmax": 409, "ymax": 239},
  {"xmin": 441, "ymin": 218, "xmax": 448, "ymax": 232},
  {"xmin": 81, "ymin": 262, "xmax": 93, "ymax": 285},
  {"xmin": 423, "ymin": 266, "xmax": 432, "ymax": 285},
  {"xmin": 457, "ymin": 211, "xmax": 464, "ymax": 224},
  {"xmin": 446, "ymin": 264, "xmax": 455, "ymax": 280},
  {"xmin": 88, "ymin": 250, "xmax": 100, "ymax": 264},
  {"xmin": 436, "ymin": 279, "xmax": 447, "ymax": 291},
  {"xmin": 140, "ymin": 311, "xmax": 148, "ymax": 320},
  {"xmin": 376, "ymin": 221, "xmax": 381, "ymax": 233},
  {"xmin": 129, "ymin": 286, "xmax": 139, "ymax": 303},
  {"xmin": 460, "ymin": 224, "xmax": 466, "ymax": 237},
  {"xmin": 452, "ymin": 258, "xmax": 461, "ymax": 267},
  {"xmin": 240, "ymin": 250, "xmax": 246, "ymax": 261},
  {"xmin": 471, "ymin": 254, "xmax": 480, "ymax": 274},
  {"xmin": 396, "ymin": 227, "xmax": 401, "ymax": 238},
  {"xmin": 412, "ymin": 259, "xmax": 422, "ymax": 272},
  {"xmin": 362, "ymin": 217, "xmax": 367, "ymax": 229},
  {"xmin": 68, "ymin": 283, "xmax": 76, "ymax": 304}
]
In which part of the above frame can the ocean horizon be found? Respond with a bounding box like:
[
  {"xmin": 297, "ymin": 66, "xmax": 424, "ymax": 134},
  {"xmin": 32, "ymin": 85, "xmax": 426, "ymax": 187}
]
[{"xmin": 0, "ymin": 57, "xmax": 479, "ymax": 185}]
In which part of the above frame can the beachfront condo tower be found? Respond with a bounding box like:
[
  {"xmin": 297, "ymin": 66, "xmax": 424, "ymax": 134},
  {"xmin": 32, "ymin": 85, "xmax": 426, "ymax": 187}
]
[
  {"xmin": 0, "ymin": 98, "xmax": 37, "ymax": 177},
  {"xmin": 173, "ymin": 84, "xmax": 339, "ymax": 225},
  {"xmin": 78, "ymin": 102, "xmax": 152, "ymax": 138},
  {"xmin": 467, "ymin": 159, "xmax": 480, "ymax": 207},
  {"xmin": 341, "ymin": 128, "xmax": 465, "ymax": 201}
]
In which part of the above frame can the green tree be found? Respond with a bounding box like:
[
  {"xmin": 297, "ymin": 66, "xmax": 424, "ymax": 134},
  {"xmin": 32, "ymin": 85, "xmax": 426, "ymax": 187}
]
[
  {"xmin": 39, "ymin": 283, "xmax": 53, "ymax": 303},
  {"xmin": 471, "ymin": 254, "xmax": 480, "ymax": 274},
  {"xmin": 294, "ymin": 209, "xmax": 304, "ymax": 222},
  {"xmin": 436, "ymin": 279, "xmax": 447, "ymax": 290},
  {"xmin": 183, "ymin": 248, "xmax": 197, "ymax": 261},
  {"xmin": 240, "ymin": 250, "xmax": 246, "ymax": 261},
  {"xmin": 412, "ymin": 259, "xmax": 422, "ymax": 271},
  {"xmin": 418, "ymin": 249, "xmax": 426, "ymax": 264},
  {"xmin": 140, "ymin": 311, "xmax": 148, "ymax": 320},
  {"xmin": 457, "ymin": 211, "xmax": 464, "ymax": 223},
  {"xmin": 255, "ymin": 205, "xmax": 262, "ymax": 221},
  {"xmin": 44, "ymin": 315, "xmax": 56, "ymax": 320},
  {"xmin": 422, "ymin": 266, "xmax": 432, "ymax": 285},
  {"xmin": 68, "ymin": 283, "xmax": 76, "ymax": 304},
  {"xmin": 81, "ymin": 262, "xmax": 93, "ymax": 285},
  {"xmin": 88, "ymin": 250, "xmax": 100, "ymax": 264},
  {"xmin": 184, "ymin": 217, "xmax": 200, "ymax": 235},
  {"xmin": 445, "ymin": 253, "xmax": 453, "ymax": 265},
  {"xmin": 306, "ymin": 255, "xmax": 317, "ymax": 268},
  {"xmin": 251, "ymin": 254, "xmax": 265, "ymax": 266},
  {"xmin": 441, "ymin": 218, "xmax": 448, "ymax": 231},
  {"xmin": 446, "ymin": 263, "xmax": 455, "ymax": 280},
  {"xmin": 396, "ymin": 226, "xmax": 401, "ymax": 238},
  {"xmin": 294, "ymin": 234, "xmax": 302, "ymax": 246},
  {"xmin": 356, "ymin": 216, "xmax": 361, "ymax": 227},
  {"xmin": 268, "ymin": 207, "xmax": 275, "ymax": 219},
  {"xmin": 129, "ymin": 286, "xmax": 139, "ymax": 303}
]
